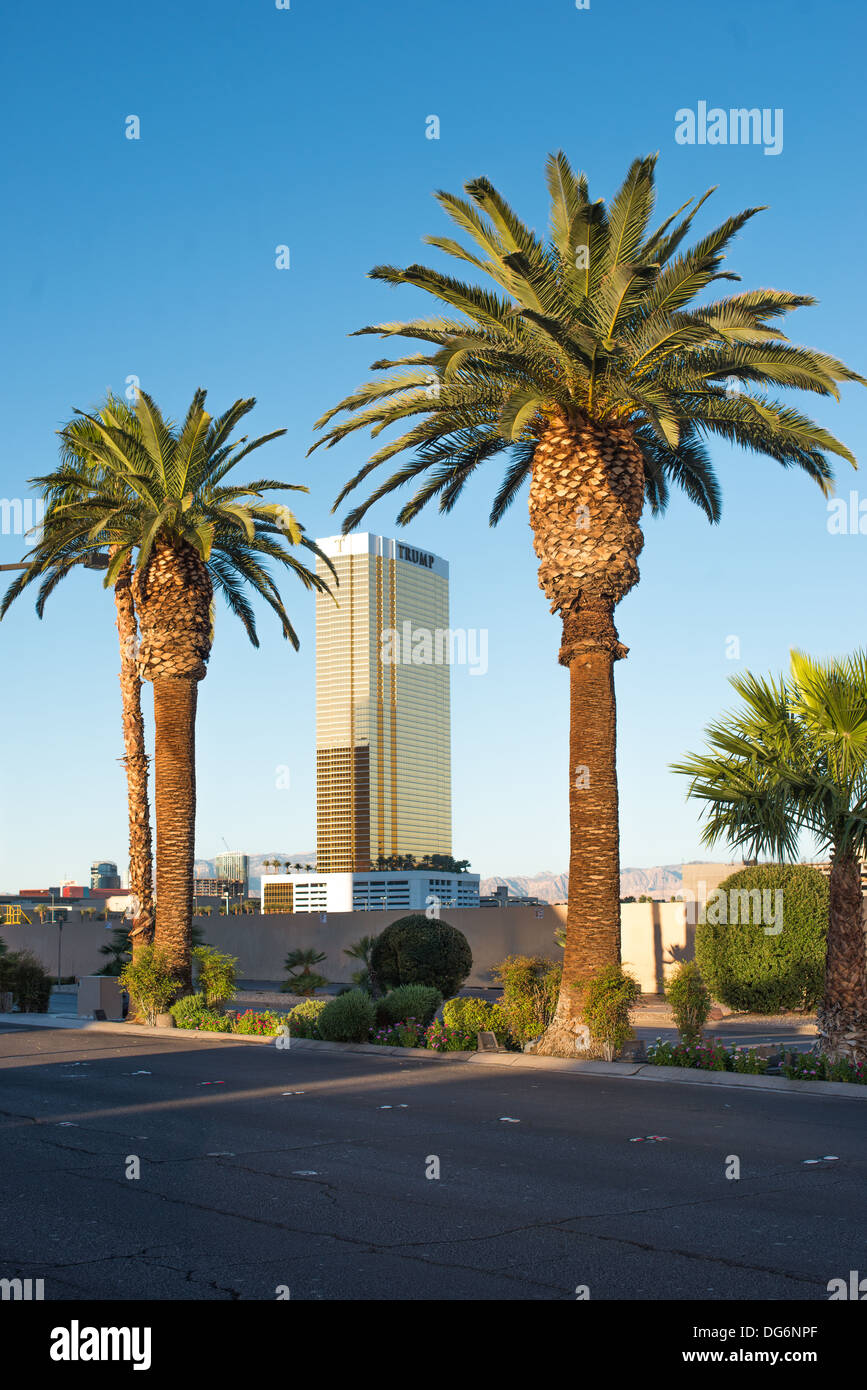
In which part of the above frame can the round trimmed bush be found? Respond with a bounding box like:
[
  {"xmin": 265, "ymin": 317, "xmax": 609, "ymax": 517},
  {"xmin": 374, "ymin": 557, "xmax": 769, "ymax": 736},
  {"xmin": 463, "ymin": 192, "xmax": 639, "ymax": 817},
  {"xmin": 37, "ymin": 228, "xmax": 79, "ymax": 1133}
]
[
  {"xmin": 370, "ymin": 915, "xmax": 472, "ymax": 998},
  {"xmin": 695, "ymin": 864, "xmax": 827, "ymax": 1013},
  {"xmin": 376, "ymin": 984, "xmax": 442, "ymax": 1028},
  {"xmin": 317, "ymin": 988, "xmax": 376, "ymax": 1043}
]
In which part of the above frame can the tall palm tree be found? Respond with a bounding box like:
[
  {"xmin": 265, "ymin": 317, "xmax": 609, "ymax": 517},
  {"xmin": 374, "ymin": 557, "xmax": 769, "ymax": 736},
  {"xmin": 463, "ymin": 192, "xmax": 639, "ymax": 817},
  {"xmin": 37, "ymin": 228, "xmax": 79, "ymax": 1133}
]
[
  {"xmin": 1, "ymin": 396, "xmax": 156, "ymax": 949},
  {"xmin": 34, "ymin": 387, "xmax": 334, "ymax": 990},
  {"xmin": 673, "ymin": 650, "xmax": 867, "ymax": 1063},
  {"xmin": 311, "ymin": 151, "xmax": 864, "ymax": 1053}
]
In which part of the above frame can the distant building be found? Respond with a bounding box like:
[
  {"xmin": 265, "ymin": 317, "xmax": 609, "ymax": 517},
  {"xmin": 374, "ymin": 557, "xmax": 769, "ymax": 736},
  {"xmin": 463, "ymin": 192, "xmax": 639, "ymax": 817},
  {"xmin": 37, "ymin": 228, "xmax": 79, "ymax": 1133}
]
[
  {"xmin": 262, "ymin": 870, "xmax": 480, "ymax": 915},
  {"xmin": 91, "ymin": 860, "xmax": 121, "ymax": 891},
  {"xmin": 480, "ymin": 885, "xmax": 547, "ymax": 908},
  {"xmin": 314, "ymin": 533, "xmax": 452, "ymax": 874},
  {"xmin": 193, "ymin": 878, "xmax": 246, "ymax": 900},
  {"xmin": 215, "ymin": 853, "xmax": 249, "ymax": 893}
]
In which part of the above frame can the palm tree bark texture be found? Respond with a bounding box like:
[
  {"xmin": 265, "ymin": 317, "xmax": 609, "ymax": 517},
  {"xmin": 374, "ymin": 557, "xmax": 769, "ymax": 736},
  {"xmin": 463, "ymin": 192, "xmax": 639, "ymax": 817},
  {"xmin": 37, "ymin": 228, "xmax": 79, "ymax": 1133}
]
[
  {"xmin": 821, "ymin": 854, "xmax": 867, "ymax": 1063},
  {"xmin": 530, "ymin": 415, "xmax": 643, "ymax": 1054},
  {"xmin": 113, "ymin": 553, "xmax": 155, "ymax": 954}
]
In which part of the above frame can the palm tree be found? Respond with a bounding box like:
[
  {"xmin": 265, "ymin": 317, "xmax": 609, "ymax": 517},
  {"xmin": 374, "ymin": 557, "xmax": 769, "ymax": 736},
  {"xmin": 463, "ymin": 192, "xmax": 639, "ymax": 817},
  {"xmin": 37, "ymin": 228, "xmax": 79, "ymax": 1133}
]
[
  {"xmin": 1, "ymin": 395, "xmax": 156, "ymax": 950},
  {"xmin": 311, "ymin": 151, "xmax": 864, "ymax": 1054},
  {"xmin": 35, "ymin": 387, "xmax": 334, "ymax": 991},
  {"xmin": 673, "ymin": 650, "xmax": 867, "ymax": 1063}
]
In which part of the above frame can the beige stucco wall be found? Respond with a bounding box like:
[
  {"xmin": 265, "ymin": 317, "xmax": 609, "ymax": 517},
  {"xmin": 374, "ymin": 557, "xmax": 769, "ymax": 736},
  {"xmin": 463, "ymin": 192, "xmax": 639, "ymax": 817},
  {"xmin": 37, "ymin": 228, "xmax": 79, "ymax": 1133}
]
[
  {"xmin": 1, "ymin": 906, "xmax": 565, "ymax": 990},
  {"xmin": 15, "ymin": 896, "xmax": 848, "ymax": 996},
  {"xmin": 680, "ymin": 862, "xmax": 748, "ymax": 906},
  {"xmin": 620, "ymin": 900, "xmax": 692, "ymax": 994}
]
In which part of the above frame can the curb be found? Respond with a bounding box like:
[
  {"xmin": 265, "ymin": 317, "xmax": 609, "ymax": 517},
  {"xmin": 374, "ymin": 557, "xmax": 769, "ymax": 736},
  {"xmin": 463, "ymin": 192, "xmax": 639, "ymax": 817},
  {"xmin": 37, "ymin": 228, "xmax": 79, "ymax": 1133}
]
[{"xmin": 2, "ymin": 1014, "xmax": 864, "ymax": 1098}]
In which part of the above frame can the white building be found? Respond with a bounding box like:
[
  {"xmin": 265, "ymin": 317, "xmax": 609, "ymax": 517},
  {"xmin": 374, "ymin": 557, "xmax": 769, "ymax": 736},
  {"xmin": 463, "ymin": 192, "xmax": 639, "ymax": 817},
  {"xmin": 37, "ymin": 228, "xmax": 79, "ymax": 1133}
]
[{"xmin": 262, "ymin": 870, "xmax": 480, "ymax": 915}]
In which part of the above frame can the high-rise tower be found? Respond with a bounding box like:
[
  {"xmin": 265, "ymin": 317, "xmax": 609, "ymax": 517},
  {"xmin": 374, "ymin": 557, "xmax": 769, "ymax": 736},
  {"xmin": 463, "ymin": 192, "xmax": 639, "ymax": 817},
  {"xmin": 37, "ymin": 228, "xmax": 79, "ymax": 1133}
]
[{"xmin": 314, "ymin": 533, "xmax": 452, "ymax": 872}]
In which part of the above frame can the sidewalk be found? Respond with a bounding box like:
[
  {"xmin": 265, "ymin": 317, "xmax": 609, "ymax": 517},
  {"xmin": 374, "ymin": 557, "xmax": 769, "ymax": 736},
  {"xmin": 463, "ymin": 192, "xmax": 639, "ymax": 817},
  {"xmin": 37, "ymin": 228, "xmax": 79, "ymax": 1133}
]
[{"xmin": 1, "ymin": 1011, "xmax": 860, "ymax": 1099}]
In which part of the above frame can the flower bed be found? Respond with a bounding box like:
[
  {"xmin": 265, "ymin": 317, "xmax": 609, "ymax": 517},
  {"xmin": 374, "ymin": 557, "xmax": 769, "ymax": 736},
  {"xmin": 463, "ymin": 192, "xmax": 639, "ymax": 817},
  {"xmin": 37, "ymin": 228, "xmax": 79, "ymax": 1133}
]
[
  {"xmin": 781, "ymin": 1052, "xmax": 867, "ymax": 1085},
  {"xmin": 647, "ymin": 1039, "xmax": 768, "ymax": 1073}
]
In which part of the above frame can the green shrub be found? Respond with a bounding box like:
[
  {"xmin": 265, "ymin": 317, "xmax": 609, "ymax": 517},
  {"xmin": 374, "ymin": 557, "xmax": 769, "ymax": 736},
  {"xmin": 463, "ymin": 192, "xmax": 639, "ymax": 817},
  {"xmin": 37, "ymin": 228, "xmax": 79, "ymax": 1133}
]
[
  {"xmin": 0, "ymin": 950, "xmax": 53, "ymax": 1012},
  {"xmin": 370, "ymin": 915, "xmax": 472, "ymax": 998},
  {"xmin": 376, "ymin": 984, "xmax": 442, "ymax": 1028},
  {"xmin": 317, "ymin": 989, "xmax": 376, "ymax": 1043},
  {"xmin": 580, "ymin": 963, "xmax": 641, "ymax": 1060},
  {"xmin": 442, "ymin": 996, "xmax": 511, "ymax": 1046},
  {"xmin": 118, "ymin": 945, "xmax": 182, "ymax": 1025},
  {"xmin": 170, "ymin": 993, "xmax": 210, "ymax": 1029},
  {"xmin": 665, "ymin": 961, "xmax": 712, "ymax": 1045},
  {"xmin": 192, "ymin": 945, "xmax": 239, "ymax": 1008},
  {"xmin": 287, "ymin": 998, "xmax": 328, "ymax": 1038},
  {"xmin": 493, "ymin": 955, "xmax": 562, "ymax": 1046},
  {"xmin": 695, "ymin": 865, "xmax": 827, "ymax": 1013}
]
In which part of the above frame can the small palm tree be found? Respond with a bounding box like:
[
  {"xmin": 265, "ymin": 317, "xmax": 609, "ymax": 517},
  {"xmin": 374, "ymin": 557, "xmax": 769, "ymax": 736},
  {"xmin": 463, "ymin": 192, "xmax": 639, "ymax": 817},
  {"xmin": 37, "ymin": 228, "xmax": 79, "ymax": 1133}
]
[
  {"xmin": 344, "ymin": 933, "xmax": 380, "ymax": 994},
  {"xmin": 673, "ymin": 650, "xmax": 867, "ymax": 1062},
  {"xmin": 97, "ymin": 925, "xmax": 133, "ymax": 977},
  {"xmin": 36, "ymin": 388, "xmax": 333, "ymax": 990},
  {"xmin": 312, "ymin": 151, "xmax": 864, "ymax": 1053},
  {"xmin": 282, "ymin": 948, "xmax": 329, "ymax": 997}
]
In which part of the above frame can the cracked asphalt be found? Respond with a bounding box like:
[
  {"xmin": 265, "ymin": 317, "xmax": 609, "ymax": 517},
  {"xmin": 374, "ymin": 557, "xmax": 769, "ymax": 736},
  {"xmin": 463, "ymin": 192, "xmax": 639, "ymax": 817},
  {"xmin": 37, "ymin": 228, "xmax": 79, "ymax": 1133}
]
[{"xmin": 1, "ymin": 1023, "xmax": 865, "ymax": 1301}]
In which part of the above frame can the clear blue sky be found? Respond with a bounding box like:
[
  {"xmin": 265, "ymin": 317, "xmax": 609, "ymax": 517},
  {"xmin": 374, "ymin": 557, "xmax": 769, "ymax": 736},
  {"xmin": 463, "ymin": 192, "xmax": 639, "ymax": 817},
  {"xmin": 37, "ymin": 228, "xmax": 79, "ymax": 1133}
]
[{"xmin": 1, "ymin": 0, "xmax": 865, "ymax": 889}]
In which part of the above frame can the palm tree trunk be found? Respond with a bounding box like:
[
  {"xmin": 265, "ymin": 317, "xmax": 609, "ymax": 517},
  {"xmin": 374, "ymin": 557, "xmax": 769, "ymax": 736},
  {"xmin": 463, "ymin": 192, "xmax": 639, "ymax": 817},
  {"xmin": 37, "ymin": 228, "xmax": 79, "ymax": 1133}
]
[
  {"xmin": 152, "ymin": 676, "xmax": 198, "ymax": 992},
  {"xmin": 534, "ymin": 594, "xmax": 627, "ymax": 1056},
  {"xmin": 113, "ymin": 555, "xmax": 154, "ymax": 958},
  {"xmin": 817, "ymin": 852, "xmax": 867, "ymax": 1063}
]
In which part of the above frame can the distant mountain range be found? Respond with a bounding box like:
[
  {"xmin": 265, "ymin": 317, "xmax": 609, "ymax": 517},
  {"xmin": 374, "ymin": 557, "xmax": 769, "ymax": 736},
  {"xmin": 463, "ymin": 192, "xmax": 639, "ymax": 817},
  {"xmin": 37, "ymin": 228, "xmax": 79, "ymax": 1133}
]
[
  {"xmin": 481, "ymin": 865, "xmax": 684, "ymax": 903},
  {"xmin": 481, "ymin": 872, "xmax": 569, "ymax": 903},
  {"xmin": 196, "ymin": 856, "xmax": 685, "ymax": 902}
]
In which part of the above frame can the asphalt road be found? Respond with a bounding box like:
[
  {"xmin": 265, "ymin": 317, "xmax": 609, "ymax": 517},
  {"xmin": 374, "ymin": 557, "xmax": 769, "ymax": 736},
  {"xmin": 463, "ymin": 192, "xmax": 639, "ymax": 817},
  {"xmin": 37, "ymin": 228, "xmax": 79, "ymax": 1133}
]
[{"xmin": 0, "ymin": 1023, "xmax": 864, "ymax": 1301}]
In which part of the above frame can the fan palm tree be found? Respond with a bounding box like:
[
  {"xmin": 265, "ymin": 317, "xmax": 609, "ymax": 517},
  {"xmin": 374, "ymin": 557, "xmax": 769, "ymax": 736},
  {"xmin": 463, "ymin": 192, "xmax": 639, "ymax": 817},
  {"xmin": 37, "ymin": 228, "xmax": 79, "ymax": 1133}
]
[
  {"xmin": 29, "ymin": 387, "xmax": 334, "ymax": 990},
  {"xmin": 673, "ymin": 650, "xmax": 867, "ymax": 1062},
  {"xmin": 1, "ymin": 395, "xmax": 156, "ymax": 949},
  {"xmin": 311, "ymin": 151, "xmax": 865, "ymax": 1054}
]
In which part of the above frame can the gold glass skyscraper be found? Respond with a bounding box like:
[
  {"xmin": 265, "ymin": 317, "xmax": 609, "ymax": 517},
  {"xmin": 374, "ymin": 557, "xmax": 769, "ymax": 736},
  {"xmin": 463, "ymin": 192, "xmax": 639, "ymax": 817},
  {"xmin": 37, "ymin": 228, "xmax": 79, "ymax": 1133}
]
[{"xmin": 315, "ymin": 533, "xmax": 452, "ymax": 873}]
